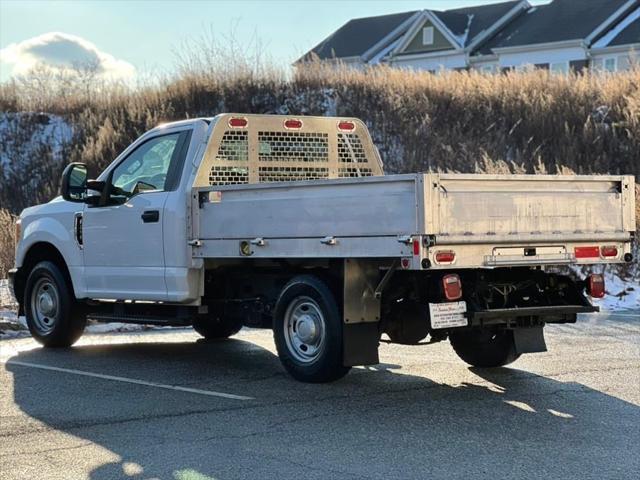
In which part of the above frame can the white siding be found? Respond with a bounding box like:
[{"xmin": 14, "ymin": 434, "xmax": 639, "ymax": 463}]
[
  {"xmin": 390, "ymin": 52, "xmax": 467, "ymax": 71},
  {"xmin": 498, "ymin": 46, "xmax": 587, "ymax": 69},
  {"xmin": 591, "ymin": 50, "xmax": 638, "ymax": 72},
  {"xmin": 471, "ymin": 60, "xmax": 499, "ymax": 72}
]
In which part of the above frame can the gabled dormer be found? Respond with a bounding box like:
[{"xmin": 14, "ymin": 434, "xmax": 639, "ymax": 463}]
[
  {"xmin": 394, "ymin": 13, "xmax": 464, "ymax": 56},
  {"xmin": 388, "ymin": 1, "xmax": 529, "ymax": 70}
]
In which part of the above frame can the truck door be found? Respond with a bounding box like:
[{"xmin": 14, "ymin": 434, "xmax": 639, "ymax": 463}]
[{"xmin": 82, "ymin": 129, "xmax": 192, "ymax": 300}]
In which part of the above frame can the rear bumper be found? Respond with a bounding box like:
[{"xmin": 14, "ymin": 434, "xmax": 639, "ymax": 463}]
[{"xmin": 468, "ymin": 305, "xmax": 598, "ymax": 326}]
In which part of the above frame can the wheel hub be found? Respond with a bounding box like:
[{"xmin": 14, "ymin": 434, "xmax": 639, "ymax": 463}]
[
  {"xmin": 30, "ymin": 278, "xmax": 59, "ymax": 334},
  {"xmin": 38, "ymin": 291, "xmax": 56, "ymax": 317},
  {"xmin": 296, "ymin": 315, "xmax": 318, "ymax": 343},
  {"xmin": 283, "ymin": 296, "xmax": 326, "ymax": 364}
]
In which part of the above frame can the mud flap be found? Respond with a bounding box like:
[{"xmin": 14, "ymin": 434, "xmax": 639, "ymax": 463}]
[
  {"xmin": 343, "ymin": 323, "xmax": 380, "ymax": 366},
  {"xmin": 513, "ymin": 326, "xmax": 547, "ymax": 354}
]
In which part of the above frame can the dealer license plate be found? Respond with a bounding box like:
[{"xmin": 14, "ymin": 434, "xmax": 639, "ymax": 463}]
[{"xmin": 429, "ymin": 301, "xmax": 468, "ymax": 329}]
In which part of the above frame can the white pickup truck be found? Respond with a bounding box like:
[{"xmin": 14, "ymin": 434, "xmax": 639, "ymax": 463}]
[{"xmin": 9, "ymin": 114, "xmax": 636, "ymax": 382}]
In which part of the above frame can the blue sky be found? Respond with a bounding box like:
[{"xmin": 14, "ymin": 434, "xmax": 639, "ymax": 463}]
[{"xmin": 0, "ymin": 0, "xmax": 548, "ymax": 82}]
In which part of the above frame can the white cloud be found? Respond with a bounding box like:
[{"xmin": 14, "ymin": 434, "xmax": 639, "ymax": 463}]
[{"xmin": 0, "ymin": 32, "xmax": 135, "ymax": 80}]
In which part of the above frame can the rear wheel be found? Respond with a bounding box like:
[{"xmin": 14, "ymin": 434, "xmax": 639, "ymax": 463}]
[
  {"xmin": 449, "ymin": 328, "xmax": 520, "ymax": 368},
  {"xmin": 24, "ymin": 261, "xmax": 86, "ymax": 348},
  {"xmin": 273, "ymin": 275, "xmax": 350, "ymax": 383}
]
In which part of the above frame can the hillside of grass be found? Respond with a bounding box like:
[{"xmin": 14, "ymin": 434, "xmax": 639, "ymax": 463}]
[{"xmin": 0, "ymin": 64, "xmax": 639, "ymax": 278}]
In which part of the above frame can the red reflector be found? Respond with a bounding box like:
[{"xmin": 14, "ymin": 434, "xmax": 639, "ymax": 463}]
[
  {"xmin": 435, "ymin": 250, "xmax": 455, "ymax": 263},
  {"xmin": 442, "ymin": 274, "xmax": 462, "ymax": 301},
  {"xmin": 337, "ymin": 120, "xmax": 355, "ymax": 131},
  {"xmin": 575, "ymin": 246, "xmax": 599, "ymax": 259},
  {"xmin": 401, "ymin": 258, "xmax": 410, "ymax": 269},
  {"xmin": 413, "ymin": 239, "xmax": 420, "ymax": 256},
  {"xmin": 228, "ymin": 117, "xmax": 248, "ymax": 128},
  {"xmin": 284, "ymin": 119, "xmax": 302, "ymax": 129},
  {"xmin": 600, "ymin": 246, "xmax": 618, "ymax": 258},
  {"xmin": 588, "ymin": 273, "xmax": 605, "ymax": 298}
]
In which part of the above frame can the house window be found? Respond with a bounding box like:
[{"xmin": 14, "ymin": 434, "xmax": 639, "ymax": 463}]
[
  {"xmin": 604, "ymin": 57, "xmax": 617, "ymax": 72},
  {"xmin": 550, "ymin": 62, "xmax": 569, "ymax": 75},
  {"xmin": 422, "ymin": 27, "xmax": 434, "ymax": 46}
]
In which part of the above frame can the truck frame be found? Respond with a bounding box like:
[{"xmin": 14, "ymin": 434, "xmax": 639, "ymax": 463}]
[{"xmin": 9, "ymin": 114, "xmax": 636, "ymax": 382}]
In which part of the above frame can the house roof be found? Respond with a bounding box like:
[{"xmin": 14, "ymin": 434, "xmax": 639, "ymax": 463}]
[
  {"xmin": 432, "ymin": 1, "xmax": 522, "ymax": 48},
  {"xmin": 300, "ymin": 1, "xmax": 523, "ymax": 62},
  {"xmin": 301, "ymin": 0, "xmax": 638, "ymax": 64},
  {"xmin": 478, "ymin": 0, "xmax": 634, "ymax": 54},
  {"xmin": 610, "ymin": 16, "xmax": 640, "ymax": 45},
  {"xmin": 596, "ymin": 7, "xmax": 640, "ymax": 47},
  {"xmin": 299, "ymin": 10, "xmax": 418, "ymax": 61}
]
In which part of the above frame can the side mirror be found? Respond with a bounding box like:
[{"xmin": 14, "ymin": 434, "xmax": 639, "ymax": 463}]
[{"xmin": 61, "ymin": 163, "xmax": 88, "ymax": 202}]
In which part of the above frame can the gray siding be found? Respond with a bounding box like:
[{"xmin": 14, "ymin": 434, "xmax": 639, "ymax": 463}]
[{"xmin": 402, "ymin": 20, "xmax": 455, "ymax": 54}]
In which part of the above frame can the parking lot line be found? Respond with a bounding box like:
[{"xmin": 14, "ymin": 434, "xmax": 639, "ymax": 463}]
[{"xmin": 4, "ymin": 360, "xmax": 254, "ymax": 401}]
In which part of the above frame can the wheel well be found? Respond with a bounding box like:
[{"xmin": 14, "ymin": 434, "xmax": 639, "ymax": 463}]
[{"xmin": 15, "ymin": 242, "xmax": 74, "ymax": 305}]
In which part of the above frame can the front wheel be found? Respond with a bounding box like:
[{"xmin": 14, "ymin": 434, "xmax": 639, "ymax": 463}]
[
  {"xmin": 24, "ymin": 261, "xmax": 86, "ymax": 348},
  {"xmin": 449, "ymin": 328, "xmax": 520, "ymax": 368},
  {"xmin": 273, "ymin": 275, "xmax": 350, "ymax": 383}
]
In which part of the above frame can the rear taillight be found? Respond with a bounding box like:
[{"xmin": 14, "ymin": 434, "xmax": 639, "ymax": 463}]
[
  {"xmin": 413, "ymin": 239, "xmax": 420, "ymax": 256},
  {"xmin": 228, "ymin": 117, "xmax": 248, "ymax": 128},
  {"xmin": 587, "ymin": 273, "xmax": 605, "ymax": 298},
  {"xmin": 442, "ymin": 274, "xmax": 462, "ymax": 301},
  {"xmin": 284, "ymin": 118, "xmax": 303, "ymax": 129},
  {"xmin": 575, "ymin": 246, "xmax": 599, "ymax": 259},
  {"xmin": 600, "ymin": 246, "xmax": 618, "ymax": 258},
  {"xmin": 337, "ymin": 120, "xmax": 355, "ymax": 131},
  {"xmin": 435, "ymin": 250, "xmax": 456, "ymax": 264}
]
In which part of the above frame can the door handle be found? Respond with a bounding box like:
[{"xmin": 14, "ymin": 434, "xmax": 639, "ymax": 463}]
[{"xmin": 141, "ymin": 210, "xmax": 160, "ymax": 223}]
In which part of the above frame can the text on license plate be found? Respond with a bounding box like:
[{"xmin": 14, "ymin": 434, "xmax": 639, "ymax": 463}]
[{"xmin": 429, "ymin": 301, "xmax": 468, "ymax": 329}]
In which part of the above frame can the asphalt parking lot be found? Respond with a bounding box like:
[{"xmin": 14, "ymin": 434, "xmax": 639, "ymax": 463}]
[{"xmin": 1, "ymin": 312, "xmax": 639, "ymax": 480}]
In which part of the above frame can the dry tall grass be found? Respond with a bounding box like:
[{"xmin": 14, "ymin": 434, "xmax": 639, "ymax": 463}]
[
  {"xmin": 0, "ymin": 63, "xmax": 638, "ymax": 275},
  {"xmin": 0, "ymin": 209, "xmax": 16, "ymax": 278}
]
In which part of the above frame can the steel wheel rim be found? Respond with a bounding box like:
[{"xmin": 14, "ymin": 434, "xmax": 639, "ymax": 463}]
[
  {"xmin": 283, "ymin": 296, "xmax": 326, "ymax": 364},
  {"xmin": 30, "ymin": 277, "xmax": 59, "ymax": 334}
]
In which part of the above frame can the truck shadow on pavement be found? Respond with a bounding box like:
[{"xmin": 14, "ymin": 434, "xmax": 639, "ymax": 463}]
[{"xmin": 6, "ymin": 335, "xmax": 640, "ymax": 480}]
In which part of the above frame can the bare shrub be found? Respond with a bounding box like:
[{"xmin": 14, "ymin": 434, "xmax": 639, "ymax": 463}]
[
  {"xmin": 0, "ymin": 209, "xmax": 16, "ymax": 278},
  {"xmin": 1, "ymin": 54, "xmax": 638, "ymax": 214}
]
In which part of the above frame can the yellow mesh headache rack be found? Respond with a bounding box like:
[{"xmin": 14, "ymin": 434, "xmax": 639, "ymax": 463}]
[{"xmin": 194, "ymin": 114, "xmax": 384, "ymax": 187}]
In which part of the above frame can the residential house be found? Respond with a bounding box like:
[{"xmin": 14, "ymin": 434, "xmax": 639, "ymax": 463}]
[
  {"xmin": 299, "ymin": 0, "xmax": 640, "ymax": 73},
  {"xmin": 388, "ymin": 1, "xmax": 528, "ymax": 72},
  {"xmin": 474, "ymin": 0, "xmax": 639, "ymax": 73}
]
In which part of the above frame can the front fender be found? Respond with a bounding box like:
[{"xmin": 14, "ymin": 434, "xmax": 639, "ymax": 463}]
[{"xmin": 16, "ymin": 203, "xmax": 86, "ymax": 299}]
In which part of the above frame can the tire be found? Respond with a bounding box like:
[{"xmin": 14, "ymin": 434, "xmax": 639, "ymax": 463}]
[
  {"xmin": 449, "ymin": 328, "xmax": 521, "ymax": 368},
  {"xmin": 273, "ymin": 275, "xmax": 350, "ymax": 383},
  {"xmin": 24, "ymin": 261, "xmax": 86, "ymax": 348},
  {"xmin": 193, "ymin": 315, "xmax": 242, "ymax": 340}
]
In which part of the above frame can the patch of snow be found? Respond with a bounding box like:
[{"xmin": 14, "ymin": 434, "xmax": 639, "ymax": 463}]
[
  {"xmin": 0, "ymin": 328, "xmax": 30, "ymax": 340},
  {"xmin": 86, "ymin": 322, "xmax": 151, "ymax": 334},
  {"xmin": 0, "ymin": 112, "xmax": 73, "ymax": 179},
  {"xmin": 454, "ymin": 14, "xmax": 475, "ymax": 47},
  {"xmin": 0, "ymin": 279, "xmax": 17, "ymax": 308},
  {"xmin": 0, "ymin": 309, "xmax": 28, "ymax": 340},
  {"xmin": 592, "ymin": 271, "xmax": 640, "ymax": 312}
]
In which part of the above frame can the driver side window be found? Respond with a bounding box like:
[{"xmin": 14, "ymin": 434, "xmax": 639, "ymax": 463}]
[{"xmin": 111, "ymin": 133, "xmax": 181, "ymax": 196}]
